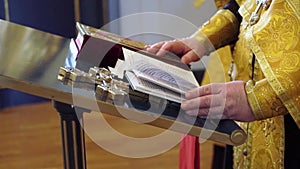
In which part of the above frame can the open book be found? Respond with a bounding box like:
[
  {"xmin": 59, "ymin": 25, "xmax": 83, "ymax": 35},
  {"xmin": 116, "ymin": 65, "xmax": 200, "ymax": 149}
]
[
  {"xmin": 73, "ymin": 23, "xmax": 199, "ymax": 103},
  {"xmin": 109, "ymin": 48, "xmax": 199, "ymax": 103}
]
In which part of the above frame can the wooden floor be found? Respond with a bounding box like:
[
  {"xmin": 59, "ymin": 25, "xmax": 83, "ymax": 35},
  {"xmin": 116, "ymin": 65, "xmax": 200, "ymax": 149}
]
[{"xmin": 0, "ymin": 101, "xmax": 220, "ymax": 169}]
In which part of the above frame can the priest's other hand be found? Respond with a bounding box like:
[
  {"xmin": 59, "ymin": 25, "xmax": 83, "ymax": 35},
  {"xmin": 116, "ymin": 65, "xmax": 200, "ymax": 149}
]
[
  {"xmin": 181, "ymin": 81, "xmax": 256, "ymax": 122},
  {"xmin": 145, "ymin": 37, "xmax": 207, "ymax": 65}
]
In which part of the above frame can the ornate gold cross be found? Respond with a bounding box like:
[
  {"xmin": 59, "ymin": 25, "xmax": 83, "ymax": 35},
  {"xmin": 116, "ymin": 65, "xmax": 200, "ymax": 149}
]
[{"xmin": 249, "ymin": 0, "xmax": 271, "ymax": 26}]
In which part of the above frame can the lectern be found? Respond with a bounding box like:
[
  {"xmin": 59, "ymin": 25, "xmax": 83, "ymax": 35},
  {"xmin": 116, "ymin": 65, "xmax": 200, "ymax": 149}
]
[{"xmin": 0, "ymin": 20, "xmax": 246, "ymax": 169}]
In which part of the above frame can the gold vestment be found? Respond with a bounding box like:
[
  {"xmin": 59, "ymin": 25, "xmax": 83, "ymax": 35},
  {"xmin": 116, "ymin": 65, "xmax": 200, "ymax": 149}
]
[{"xmin": 192, "ymin": 0, "xmax": 300, "ymax": 168}]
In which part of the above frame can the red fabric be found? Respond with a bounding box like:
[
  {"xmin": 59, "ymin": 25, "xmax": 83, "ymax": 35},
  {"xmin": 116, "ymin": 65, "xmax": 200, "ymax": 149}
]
[{"xmin": 179, "ymin": 135, "xmax": 200, "ymax": 169}]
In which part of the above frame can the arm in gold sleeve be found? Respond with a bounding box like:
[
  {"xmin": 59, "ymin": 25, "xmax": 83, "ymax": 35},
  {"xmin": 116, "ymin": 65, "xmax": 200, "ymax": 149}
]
[
  {"xmin": 245, "ymin": 79, "xmax": 288, "ymax": 120},
  {"xmin": 191, "ymin": 9, "xmax": 240, "ymax": 53}
]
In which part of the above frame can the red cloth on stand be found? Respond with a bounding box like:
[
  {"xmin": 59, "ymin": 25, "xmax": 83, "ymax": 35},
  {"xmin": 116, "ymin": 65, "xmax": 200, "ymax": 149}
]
[{"xmin": 179, "ymin": 135, "xmax": 200, "ymax": 169}]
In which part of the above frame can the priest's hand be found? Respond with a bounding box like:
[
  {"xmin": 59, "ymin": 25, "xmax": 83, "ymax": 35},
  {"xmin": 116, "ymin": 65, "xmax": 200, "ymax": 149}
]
[
  {"xmin": 145, "ymin": 37, "xmax": 207, "ymax": 64},
  {"xmin": 181, "ymin": 81, "xmax": 256, "ymax": 122}
]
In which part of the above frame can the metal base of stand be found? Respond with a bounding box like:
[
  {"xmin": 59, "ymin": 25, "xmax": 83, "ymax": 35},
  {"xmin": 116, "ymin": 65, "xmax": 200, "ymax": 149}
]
[{"xmin": 53, "ymin": 101, "xmax": 87, "ymax": 169}]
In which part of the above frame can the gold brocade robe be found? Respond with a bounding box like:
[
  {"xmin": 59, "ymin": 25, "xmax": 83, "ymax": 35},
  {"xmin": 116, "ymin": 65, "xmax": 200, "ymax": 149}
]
[
  {"xmin": 193, "ymin": 0, "xmax": 300, "ymax": 168},
  {"xmin": 234, "ymin": 0, "xmax": 300, "ymax": 168}
]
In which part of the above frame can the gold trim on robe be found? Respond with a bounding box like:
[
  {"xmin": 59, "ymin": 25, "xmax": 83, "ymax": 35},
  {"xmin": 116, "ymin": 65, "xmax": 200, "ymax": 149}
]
[{"xmin": 243, "ymin": 0, "xmax": 300, "ymax": 126}]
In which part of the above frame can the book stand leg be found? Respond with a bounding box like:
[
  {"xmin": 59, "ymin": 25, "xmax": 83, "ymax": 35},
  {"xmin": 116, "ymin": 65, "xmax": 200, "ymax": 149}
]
[{"xmin": 53, "ymin": 101, "xmax": 87, "ymax": 169}]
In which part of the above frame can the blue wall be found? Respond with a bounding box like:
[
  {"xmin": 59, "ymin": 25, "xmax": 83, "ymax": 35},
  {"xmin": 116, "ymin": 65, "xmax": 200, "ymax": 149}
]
[
  {"xmin": 0, "ymin": 1, "xmax": 4, "ymax": 19},
  {"xmin": 4, "ymin": 0, "xmax": 76, "ymax": 38}
]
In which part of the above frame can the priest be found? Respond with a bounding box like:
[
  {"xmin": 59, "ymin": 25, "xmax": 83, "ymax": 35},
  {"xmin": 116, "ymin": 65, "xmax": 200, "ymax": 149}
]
[{"xmin": 146, "ymin": 0, "xmax": 300, "ymax": 168}]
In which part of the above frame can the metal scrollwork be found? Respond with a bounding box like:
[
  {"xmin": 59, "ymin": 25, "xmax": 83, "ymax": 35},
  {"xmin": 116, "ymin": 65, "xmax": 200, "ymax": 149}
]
[{"xmin": 58, "ymin": 66, "xmax": 132, "ymax": 105}]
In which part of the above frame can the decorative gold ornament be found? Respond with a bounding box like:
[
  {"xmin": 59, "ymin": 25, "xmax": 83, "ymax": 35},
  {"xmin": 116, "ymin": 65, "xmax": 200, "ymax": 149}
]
[{"xmin": 249, "ymin": 0, "xmax": 272, "ymax": 26}]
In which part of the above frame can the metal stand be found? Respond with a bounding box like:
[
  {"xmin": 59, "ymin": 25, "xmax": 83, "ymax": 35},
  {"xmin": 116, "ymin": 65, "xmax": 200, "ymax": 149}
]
[{"xmin": 53, "ymin": 101, "xmax": 87, "ymax": 169}]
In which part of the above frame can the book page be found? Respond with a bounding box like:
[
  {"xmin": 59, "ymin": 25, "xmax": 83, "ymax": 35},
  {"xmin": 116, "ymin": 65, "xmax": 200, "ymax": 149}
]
[
  {"xmin": 109, "ymin": 48, "xmax": 199, "ymax": 102},
  {"xmin": 109, "ymin": 59, "xmax": 126, "ymax": 78},
  {"xmin": 125, "ymin": 71, "xmax": 184, "ymax": 103},
  {"xmin": 122, "ymin": 47, "xmax": 199, "ymax": 86},
  {"xmin": 131, "ymin": 61, "xmax": 197, "ymax": 94}
]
